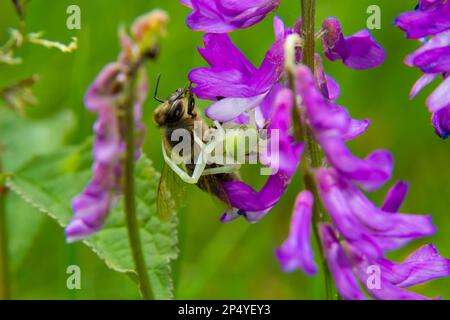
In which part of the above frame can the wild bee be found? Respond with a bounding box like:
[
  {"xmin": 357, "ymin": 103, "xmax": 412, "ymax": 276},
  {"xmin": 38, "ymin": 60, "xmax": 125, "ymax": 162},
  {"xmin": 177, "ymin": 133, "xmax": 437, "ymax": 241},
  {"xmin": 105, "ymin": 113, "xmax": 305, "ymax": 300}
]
[{"xmin": 153, "ymin": 77, "xmax": 246, "ymax": 218}]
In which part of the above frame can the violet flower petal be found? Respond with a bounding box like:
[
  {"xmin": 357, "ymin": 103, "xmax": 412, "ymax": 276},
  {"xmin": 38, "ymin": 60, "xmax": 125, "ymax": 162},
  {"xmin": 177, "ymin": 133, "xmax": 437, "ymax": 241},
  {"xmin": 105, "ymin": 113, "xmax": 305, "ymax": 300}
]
[
  {"xmin": 295, "ymin": 66, "xmax": 350, "ymax": 137},
  {"xmin": 316, "ymin": 169, "xmax": 436, "ymax": 257},
  {"xmin": 319, "ymin": 224, "xmax": 366, "ymax": 300},
  {"xmin": 343, "ymin": 30, "xmax": 386, "ymax": 70},
  {"xmin": 410, "ymin": 74, "xmax": 438, "ymax": 99},
  {"xmin": 314, "ymin": 54, "xmax": 340, "ymax": 101},
  {"xmin": 222, "ymin": 172, "xmax": 293, "ymax": 213},
  {"xmin": 354, "ymin": 256, "xmax": 431, "ymax": 300},
  {"xmin": 205, "ymin": 94, "xmax": 267, "ymax": 122},
  {"xmin": 322, "ymin": 18, "xmax": 347, "ymax": 62},
  {"xmin": 432, "ymin": 105, "xmax": 450, "ymax": 139},
  {"xmin": 273, "ymin": 15, "xmax": 286, "ymax": 40},
  {"xmin": 427, "ymin": 75, "xmax": 450, "ymax": 112},
  {"xmin": 276, "ymin": 191, "xmax": 317, "ymax": 275},
  {"xmin": 381, "ymin": 180, "xmax": 409, "ymax": 213},
  {"xmin": 413, "ymin": 46, "xmax": 450, "ymax": 74},
  {"xmin": 316, "ymin": 169, "xmax": 383, "ymax": 258},
  {"xmin": 295, "ymin": 65, "xmax": 392, "ymax": 191},
  {"xmin": 182, "ymin": 0, "xmax": 281, "ymax": 33},
  {"xmin": 320, "ymin": 138, "xmax": 393, "ymax": 191},
  {"xmin": 341, "ymin": 119, "xmax": 371, "ymax": 141},
  {"xmin": 248, "ymin": 39, "xmax": 285, "ymax": 92},
  {"xmin": 394, "ymin": 2, "xmax": 450, "ymax": 39},
  {"xmin": 190, "ymin": 31, "xmax": 284, "ymax": 115},
  {"xmin": 84, "ymin": 63, "xmax": 122, "ymax": 112},
  {"xmin": 343, "ymin": 180, "xmax": 435, "ymax": 241},
  {"xmin": 418, "ymin": 0, "xmax": 444, "ymax": 11},
  {"xmin": 322, "ymin": 18, "xmax": 385, "ymax": 70},
  {"xmin": 405, "ymin": 30, "xmax": 450, "ymax": 68},
  {"xmin": 379, "ymin": 244, "xmax": 450, "ymax": 288},
  {"xmin": 190, "ymin": 68, "xmax": 258, "ymax": 99},
  {"xmin": 262, "ymin": 88, "xmax": 304, "ymax": 176},
  {"xmin": 198, "ymin": 33, "xmax": 257, "ymax": 77}
]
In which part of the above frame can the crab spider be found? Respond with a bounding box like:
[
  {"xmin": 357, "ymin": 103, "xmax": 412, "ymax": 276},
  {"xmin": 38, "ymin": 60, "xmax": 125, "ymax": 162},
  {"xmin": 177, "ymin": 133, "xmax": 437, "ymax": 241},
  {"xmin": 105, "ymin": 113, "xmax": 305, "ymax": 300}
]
[{"xmin": 162, "ymin": 110, "xmax": 258, "ymax": 184}]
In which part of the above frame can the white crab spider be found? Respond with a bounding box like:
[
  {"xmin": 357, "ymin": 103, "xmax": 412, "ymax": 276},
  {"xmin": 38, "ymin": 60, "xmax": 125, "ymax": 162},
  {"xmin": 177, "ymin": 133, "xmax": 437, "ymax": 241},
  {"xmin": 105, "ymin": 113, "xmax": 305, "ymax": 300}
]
[{"xmin": 162, "ymin": 109, "xmax": 259, "ymax": 184}]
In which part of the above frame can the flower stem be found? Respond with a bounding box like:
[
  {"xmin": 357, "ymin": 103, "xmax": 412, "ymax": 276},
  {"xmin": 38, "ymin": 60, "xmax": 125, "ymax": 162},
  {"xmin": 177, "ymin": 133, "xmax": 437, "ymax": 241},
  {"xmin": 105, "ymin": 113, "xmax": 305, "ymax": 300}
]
[
  {"xmin": 300, "ymin": 0, "xmax": 335, "ymax": 300},
  {"xmin": 0, "ymin": 160, "xmax": 10, "ymax": 300},
  {"xmin": 123, "ymin": 66, "xmax": 153, "ymax": 300}
]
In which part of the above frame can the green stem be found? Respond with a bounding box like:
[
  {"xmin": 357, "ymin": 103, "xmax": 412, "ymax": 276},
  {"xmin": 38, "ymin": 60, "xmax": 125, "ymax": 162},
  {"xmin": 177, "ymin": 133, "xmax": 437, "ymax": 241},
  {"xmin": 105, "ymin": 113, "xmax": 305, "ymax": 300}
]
[
  {"xmin": 300, "ymin": 0, "xmax": 335, "ymax": 300},
  {"xmin": 0, "ymin": 160, "xmax": 10, "ymax": 300},
  {"xmin": 123, "ymin": 67, "xmax": 153, "ymax": 300}
]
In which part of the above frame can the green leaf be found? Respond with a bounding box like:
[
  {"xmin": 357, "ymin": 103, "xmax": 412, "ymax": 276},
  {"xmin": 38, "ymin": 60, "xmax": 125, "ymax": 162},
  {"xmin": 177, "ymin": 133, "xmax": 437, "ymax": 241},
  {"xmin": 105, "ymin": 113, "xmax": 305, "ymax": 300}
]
[
  {"xmin": 0, "ymin": 108, "xmax": 75, "ymax": 271},
  {"xmin": 6, "ymin": 192, "xmax": 46, "ymax": 271},
  {"xmin": 6, "ymin": 141, "xmax": 178, "ymax": 299},
  {"xmin": 0, "ymin": 108, "xmax": 75, "ymax": 172}
]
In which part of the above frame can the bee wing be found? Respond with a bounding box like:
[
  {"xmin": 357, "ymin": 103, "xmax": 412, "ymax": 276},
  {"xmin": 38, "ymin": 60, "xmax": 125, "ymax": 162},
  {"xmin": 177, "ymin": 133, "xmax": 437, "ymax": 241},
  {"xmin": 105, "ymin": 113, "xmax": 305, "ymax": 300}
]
[{"xmin": 157, "ymin": 162, "xmax": 187, "ymax": 220}]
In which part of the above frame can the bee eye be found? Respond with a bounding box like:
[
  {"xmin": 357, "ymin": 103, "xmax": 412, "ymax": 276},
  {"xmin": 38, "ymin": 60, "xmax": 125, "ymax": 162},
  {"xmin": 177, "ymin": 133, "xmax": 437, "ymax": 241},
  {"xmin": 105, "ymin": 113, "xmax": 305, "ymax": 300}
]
[
  {"xmin": 166, "ymin": 100, "xmax": 184, "ymax": 123},
  {"xmin": 188, "ymin": 95, "xmax": 195, "ymax": 115}
]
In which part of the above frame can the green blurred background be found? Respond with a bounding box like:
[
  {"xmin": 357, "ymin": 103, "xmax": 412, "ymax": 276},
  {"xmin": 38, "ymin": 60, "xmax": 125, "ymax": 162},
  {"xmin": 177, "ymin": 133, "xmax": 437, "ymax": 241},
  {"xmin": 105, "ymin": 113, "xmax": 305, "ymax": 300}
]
[{"xmin": 1, "ymin": 0, "xmax": 449, "ymax": 299}]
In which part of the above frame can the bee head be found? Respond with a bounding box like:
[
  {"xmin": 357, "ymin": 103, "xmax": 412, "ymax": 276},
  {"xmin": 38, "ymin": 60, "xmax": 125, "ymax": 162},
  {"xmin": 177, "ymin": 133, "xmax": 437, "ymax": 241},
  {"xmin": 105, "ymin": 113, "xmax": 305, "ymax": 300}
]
[{"xmin": 153, "ymin": 87, "xmax": 197, "ymax": 127}]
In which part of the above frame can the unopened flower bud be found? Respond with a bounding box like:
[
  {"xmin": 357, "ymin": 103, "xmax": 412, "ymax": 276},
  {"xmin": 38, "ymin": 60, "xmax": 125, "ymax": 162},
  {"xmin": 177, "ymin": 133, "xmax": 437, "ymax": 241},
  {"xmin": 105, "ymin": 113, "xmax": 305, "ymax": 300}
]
[{"xmin": 131, "ymin": 9, "xmax": 168, "ymax": 57}]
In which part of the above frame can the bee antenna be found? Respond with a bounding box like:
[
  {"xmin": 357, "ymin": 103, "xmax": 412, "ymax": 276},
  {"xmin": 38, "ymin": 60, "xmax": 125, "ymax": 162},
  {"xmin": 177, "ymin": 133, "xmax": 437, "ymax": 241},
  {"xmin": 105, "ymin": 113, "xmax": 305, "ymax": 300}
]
[{"xmin": 153, "ymin": 73, "xmax": 164, "ymax": 103}]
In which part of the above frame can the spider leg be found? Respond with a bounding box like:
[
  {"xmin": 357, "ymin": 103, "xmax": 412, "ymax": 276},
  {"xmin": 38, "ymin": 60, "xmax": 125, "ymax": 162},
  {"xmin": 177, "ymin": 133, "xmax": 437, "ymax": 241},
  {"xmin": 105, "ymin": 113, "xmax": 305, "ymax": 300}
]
[
  {"xmin": 162, "ymin": 142, "xmax": 205, "ymax": 184},
  {"xmin": 202, "ymin": 164, "xmax": 241, "ymax": 176},
  {"xmin": 248, "ymin": 108, "xmax": 257, "ymax": 130}
]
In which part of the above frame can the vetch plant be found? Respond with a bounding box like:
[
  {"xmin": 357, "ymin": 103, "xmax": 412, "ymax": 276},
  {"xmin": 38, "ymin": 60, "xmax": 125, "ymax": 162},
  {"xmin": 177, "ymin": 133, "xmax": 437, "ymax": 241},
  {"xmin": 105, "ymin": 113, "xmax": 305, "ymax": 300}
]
[
  {"xmin": 66, "ymin": 10, "xmax": 169, "ymax": 299},
  {"xmin": 179, "ymin": 0, "xmax": 450, "ymax": 299},
  {"xmin": 394, "ymin": 0, "xmax": 450, "ymax": 139},
  {"xmin": 1, "ymin": 0, "xmax": 449, "ymax": 301},
  {"xmin": 5, "ymin": 7, "xmax": 178, "ymax": 301}
]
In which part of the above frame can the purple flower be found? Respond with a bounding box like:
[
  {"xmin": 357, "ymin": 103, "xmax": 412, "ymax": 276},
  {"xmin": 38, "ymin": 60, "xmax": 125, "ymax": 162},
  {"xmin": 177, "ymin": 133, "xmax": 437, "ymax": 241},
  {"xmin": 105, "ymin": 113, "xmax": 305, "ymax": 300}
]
[
  {"xmin": 275, "ymin": 190, "xmax": 317, "ymax": 275},
  {"xmin": 394, "ymin": 1, "xmax": 450, "ymax": 39},
  {"xmin": 270, "ymin": 63, "xmax": 448, "ymax": 299},
  {"xmin": 66, "ymin": 61, "xmax": 148, "ymax": 242},
  {"xmin": 295, "ymin": 65, "xmax": 391, "ymax": 191},
  {"xmin": 319, "ymin": 224, "xmax": 366, "ymax": 300},
  {"xmin": 378, "ymin": 244, "xmax": 450, "ymax": 289},
  {"xmin": 395, "ymin": 2, "xmax": 450, "ymax": 138},
  {"xmin": 220, "ymin": 89, "xmax": 303, "ymax": 223},
  {"xmin": 314, "ymin": 167, "xmax": 446, "ymax": 300},
  {"xmin": 320, "ymin": 224, "xmax": 450, "ymax": 300},
  {"xmin": 316, "ymin": 168, "xmax": 435, "ymax": 259},
  {"xmin": 180, "ymin": 0, "xmax": 281, "ymax": 33},
  {"xmin": 179, "ymin": 1, "xmax": 449, "ymax": 300},
  {"xmin": 322, "ymin": 18, "xmax": 386, "ymax": 70},
  {"xmin": 189, "ymin": 24, "xmax": 285, "ymax": 123}
]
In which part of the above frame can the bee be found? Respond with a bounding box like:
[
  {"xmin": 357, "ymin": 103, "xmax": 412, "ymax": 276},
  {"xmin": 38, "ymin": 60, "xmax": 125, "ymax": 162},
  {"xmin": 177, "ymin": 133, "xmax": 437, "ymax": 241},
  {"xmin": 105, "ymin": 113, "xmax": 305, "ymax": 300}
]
[{"xmin": 153, "ymin": 77, "xmax": 243, "ymax": 218}]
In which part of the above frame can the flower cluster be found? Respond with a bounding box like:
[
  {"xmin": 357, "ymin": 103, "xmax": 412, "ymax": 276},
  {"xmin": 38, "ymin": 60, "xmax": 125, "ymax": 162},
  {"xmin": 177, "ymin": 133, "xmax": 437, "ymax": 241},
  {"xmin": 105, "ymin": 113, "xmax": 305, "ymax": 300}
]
[
  {"xmin": 181, "ymin": 0, "xmax": 450, "ymax": 299},
  {"xmin": 66, "ymin": 10, "xmax": 168, "ymax": 242},
  {"xmin": 394, "ymin": 0, "xmax": 450, "ymax": 139},
  {"xmin": 277, "ymin": 65, "xmax": 450, "ymax": 300}
]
